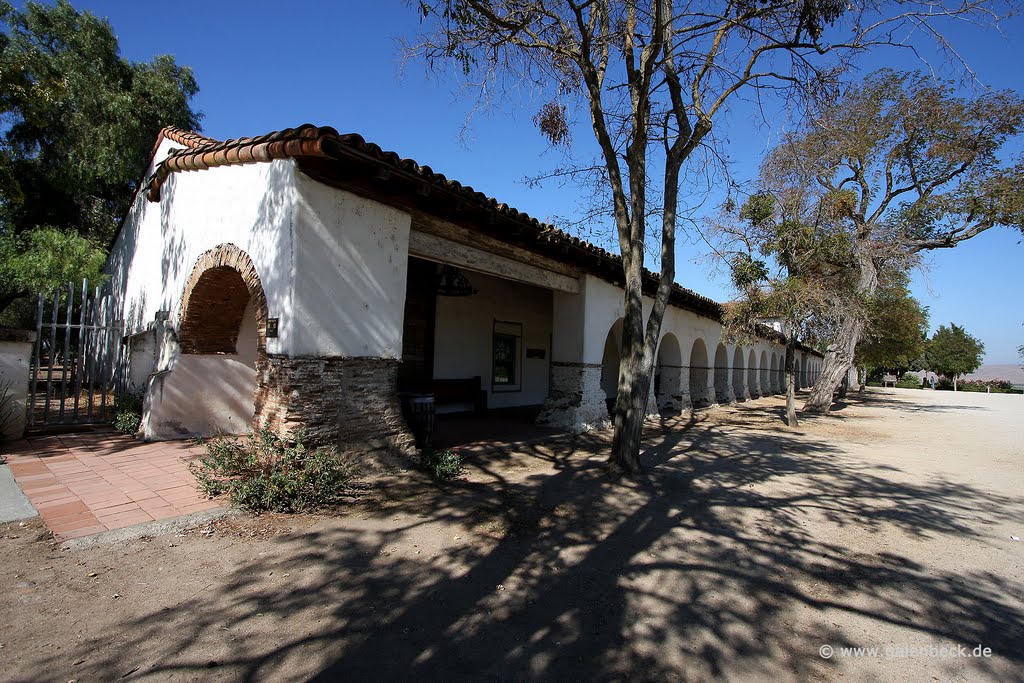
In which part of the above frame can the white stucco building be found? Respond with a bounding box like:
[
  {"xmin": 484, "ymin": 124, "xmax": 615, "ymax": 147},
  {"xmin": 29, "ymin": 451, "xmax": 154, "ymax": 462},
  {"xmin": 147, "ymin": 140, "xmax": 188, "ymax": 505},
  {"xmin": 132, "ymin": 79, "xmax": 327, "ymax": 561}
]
[{"xmin": 108, "ymin": 125, "xmax": 822, "ymax": 455}]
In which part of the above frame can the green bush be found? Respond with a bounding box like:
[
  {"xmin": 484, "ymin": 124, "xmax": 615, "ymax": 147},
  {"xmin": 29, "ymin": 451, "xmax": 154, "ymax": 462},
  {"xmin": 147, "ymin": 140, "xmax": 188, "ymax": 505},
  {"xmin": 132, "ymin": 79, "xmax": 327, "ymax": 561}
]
[
  {"xmin": 420, "ymin": 448, "xmax": 463, "ymax": 481},
  {"xmin": 895, "ymin": 374, "xmax": 923, "ymax": 389},
  {"xmin": 112, "ymin": 392, "xmax": 143, "ymax": 434},
  {"xmin": 189, "ymin": 429, "xmax": 355, "ymax": 512}
]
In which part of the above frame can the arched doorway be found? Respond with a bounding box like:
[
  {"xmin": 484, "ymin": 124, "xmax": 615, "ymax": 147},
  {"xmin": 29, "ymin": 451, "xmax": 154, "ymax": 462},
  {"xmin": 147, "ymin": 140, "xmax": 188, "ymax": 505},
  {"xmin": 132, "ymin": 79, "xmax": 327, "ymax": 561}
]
[
  {"xmin": 759, "ymin": 350, "xmax": 769, "ymax": 396},
  {"xmin": 655, "ymin": 333, "xmax": 683, "ymax": 414},
  {"xmin": 770, "ymin": 353, "xmax": 780, "ymax": 394},
  {"xmin": 144, "ymin": 244, "xmax": 268, "ymax": 440},
  {"xmin": 732, "ymin": 347, "xmax": 745, "ymax": 400},
  {"xmin": 600, "ymin": 319, "xmax": 623, "ymax": 416},
  {"xmin": 714, "ymin": 343, "xmax": 730, "ymax": 404},
  {"xmin": 747, "ymin": 349, "xmax": 758, "ymax": 398},
  {"xmin": 689, "ymin": 339, "xmax": 710, "ymax": 408}
]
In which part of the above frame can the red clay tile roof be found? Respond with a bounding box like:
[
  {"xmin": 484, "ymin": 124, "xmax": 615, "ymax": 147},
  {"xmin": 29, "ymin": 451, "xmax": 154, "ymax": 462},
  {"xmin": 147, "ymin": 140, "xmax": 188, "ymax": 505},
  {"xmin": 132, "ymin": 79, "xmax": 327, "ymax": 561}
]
[
  {"xmin": 147, "ymin": 125, "xmax": 334, "ymax": 191},
  {"xmin": 153, "ymin": 126, "xmax": 218, "ymax": 154},
  {"xmin": 142, "ymin": 123, "xmax": 812, "ymax": 351}
]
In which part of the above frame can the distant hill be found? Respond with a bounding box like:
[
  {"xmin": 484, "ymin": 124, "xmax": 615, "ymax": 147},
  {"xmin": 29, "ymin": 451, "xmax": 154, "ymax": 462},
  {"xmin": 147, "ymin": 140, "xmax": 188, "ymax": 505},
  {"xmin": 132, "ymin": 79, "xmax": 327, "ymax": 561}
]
[{"xmin": 965, "ymin": 364, "xmax": 1024, "ymax": 385}]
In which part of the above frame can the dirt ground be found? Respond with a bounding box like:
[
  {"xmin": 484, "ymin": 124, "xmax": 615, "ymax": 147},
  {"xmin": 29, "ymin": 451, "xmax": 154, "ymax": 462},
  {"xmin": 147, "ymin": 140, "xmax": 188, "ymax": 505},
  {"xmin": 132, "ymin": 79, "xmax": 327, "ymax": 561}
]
[{"xmin": 1, "ymin": 388, "xmax": 1021, "ymax": 682}]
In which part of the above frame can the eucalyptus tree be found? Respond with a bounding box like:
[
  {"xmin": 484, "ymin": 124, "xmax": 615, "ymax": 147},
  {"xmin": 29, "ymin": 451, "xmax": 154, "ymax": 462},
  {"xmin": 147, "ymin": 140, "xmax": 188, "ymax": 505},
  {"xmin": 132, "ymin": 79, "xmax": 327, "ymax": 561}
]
[
  {"xmin": 766, "ymin": 71, "xmax": 1024, "ymax": 413},
  {"xmin": 409, "ymin": 1, "xmax": 1017, "ymax": 474}
]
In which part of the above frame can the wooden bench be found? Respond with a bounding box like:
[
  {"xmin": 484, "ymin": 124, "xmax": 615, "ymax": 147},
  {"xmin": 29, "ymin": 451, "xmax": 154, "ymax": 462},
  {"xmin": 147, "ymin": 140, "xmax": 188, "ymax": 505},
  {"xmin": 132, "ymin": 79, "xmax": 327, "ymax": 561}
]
[
  {"xmin": 883, "ymin": 374, "xmax": 897, "ymax": 387},
  {"xmin": 402, "ymin": 376, "xmax": 488, "ymax": 414},
  {"xmin": 432, "ymin": 376, "xmax": 488, "ymax": 414}
]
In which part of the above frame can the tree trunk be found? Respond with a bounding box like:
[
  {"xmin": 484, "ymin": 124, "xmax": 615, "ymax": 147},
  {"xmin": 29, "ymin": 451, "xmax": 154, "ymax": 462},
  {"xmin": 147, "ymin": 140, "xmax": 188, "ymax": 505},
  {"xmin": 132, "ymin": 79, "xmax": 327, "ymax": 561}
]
[
  {"xmin": 609, "ymin": 340, "xmax": 655, "ymax": 475},
  {"xmin": 804, "ymin": 245, "xmax": 879, "ymax": 413},
  {"xmin": 609, "ymin": 287, "xmax": 658, "ymax": 476},
  {"xmin": 784, "ymin": 329, "xmax": 799, "ymax": 427},
  {"xmin": 804, "ymin": 314, "xmax": 863, "ymax": 413}
]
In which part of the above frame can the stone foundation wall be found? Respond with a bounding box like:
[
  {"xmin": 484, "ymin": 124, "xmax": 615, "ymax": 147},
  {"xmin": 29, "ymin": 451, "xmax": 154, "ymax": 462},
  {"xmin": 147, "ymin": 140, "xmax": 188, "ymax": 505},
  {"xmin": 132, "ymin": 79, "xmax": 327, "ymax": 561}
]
[
  {"xmin": 714, "ymin": 370, "xmax": 733, "ymax": 405},
  {"xmin": 746, "ymin": 367, "xmax": 760, "ymax": 398},
  {"xmin": 656, "ymin": 365, "xmax": 686, "ymax": 415},
  {"xmin": 536, "ymin": 362, "xmax": 608, "ymax": 430},
  {"xmin": 254, "ymin": 355, "xmax": 416, "ymax": 469}
]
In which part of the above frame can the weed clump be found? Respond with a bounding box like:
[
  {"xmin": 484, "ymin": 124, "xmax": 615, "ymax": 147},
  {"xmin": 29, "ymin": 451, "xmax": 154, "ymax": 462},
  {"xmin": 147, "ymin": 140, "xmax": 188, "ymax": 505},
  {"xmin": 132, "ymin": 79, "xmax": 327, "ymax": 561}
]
[
  {"xmin": 190, "ymin": 429, "xmax": 355, "ymax": 512},
  {"xmin": 112, "ymin": 393, "xmax": 143, "ymax": 434},
  {"xmin": 420, "ymin": 447, "xmax": 463, "ymax": 481}
]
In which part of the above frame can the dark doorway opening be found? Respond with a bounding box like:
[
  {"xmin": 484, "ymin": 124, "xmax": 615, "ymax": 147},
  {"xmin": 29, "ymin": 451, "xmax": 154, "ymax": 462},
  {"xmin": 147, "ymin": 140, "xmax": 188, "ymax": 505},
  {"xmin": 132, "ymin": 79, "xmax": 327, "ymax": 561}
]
[{"xmin": 398, "ymin": 256, "xmax": 437, "ymax": 391}]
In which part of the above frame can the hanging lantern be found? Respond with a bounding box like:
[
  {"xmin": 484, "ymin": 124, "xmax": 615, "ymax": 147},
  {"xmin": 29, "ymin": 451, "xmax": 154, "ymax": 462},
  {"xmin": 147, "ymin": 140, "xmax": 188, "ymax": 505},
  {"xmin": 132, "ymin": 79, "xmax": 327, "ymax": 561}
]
[{"xmin": 436, "ymin": 265, "xmax": 476, "ymax": 297}]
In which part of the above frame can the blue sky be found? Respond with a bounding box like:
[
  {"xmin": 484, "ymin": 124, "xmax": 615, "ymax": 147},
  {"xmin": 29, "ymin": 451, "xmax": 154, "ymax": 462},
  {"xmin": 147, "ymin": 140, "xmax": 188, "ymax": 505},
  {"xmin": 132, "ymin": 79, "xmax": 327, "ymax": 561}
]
[{"xmin": 63, "ymin": 1, "xmax": 1024, "ymax": 363}]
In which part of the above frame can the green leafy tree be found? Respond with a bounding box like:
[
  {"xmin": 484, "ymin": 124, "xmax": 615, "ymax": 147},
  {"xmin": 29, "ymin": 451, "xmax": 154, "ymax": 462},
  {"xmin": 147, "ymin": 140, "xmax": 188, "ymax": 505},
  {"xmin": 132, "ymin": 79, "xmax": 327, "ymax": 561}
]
[
  {"xmin": 0, "ymin": 225, "xmax": 106, "ymax": 299},
  {"xmin": 855, "ymin": 275, "xmax": 929, "ymax": 376},
  {"xmin": 924, "ymin": 323, "xmax": 985, "ymax": 390},
  {"xmin": 761, "ymin": 70, "xmax": 1024, "ymax": 413},
  {"xmin": 0, "ymin": 0, "xmax": 201, "ymax": 313},
  {"xmin": 716, "ymin": 187, "xmax": 852, "ymax": 427},
  {"xmin": 409, "ymin": 1, "xmax": 1011, "ymax": 475}
]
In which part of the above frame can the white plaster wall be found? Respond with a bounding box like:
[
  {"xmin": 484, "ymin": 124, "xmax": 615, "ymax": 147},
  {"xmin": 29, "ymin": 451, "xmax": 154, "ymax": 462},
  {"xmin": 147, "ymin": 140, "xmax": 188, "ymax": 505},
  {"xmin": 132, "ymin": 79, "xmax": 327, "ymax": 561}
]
[
  {"xmin": 105, "ymin": 147, "xmax": 287, "ymax": 441},
  {"xmin": 550, "ymin": 289, "xmax": 586, "ymax": 363},
  {"xmin": 291, "ymin": 175, "xmax": 411, "ymax": 358},
  {"xmin": 558, "ymin": 273, "xmax": 799, "ymax": 399},
  {"xmin": 142, "ymin": 357, "xmax": 257, "ymax": 439},
  {"xmin": 140, "ymin": 299, "xmax": 259, "ymax": 440},
  {"xmin": 663, "ymin": 306, "xmax": 724, "ymax": 368},
  {"xmin": 433, "ymin": 270, "xmax": 553, "ymax": 409},
  {"xmin": 108, "ymin": 142, "xmax": 423, "ymax": 360},
  {"xmin": 581, "ymin": 276, "xmax": 635, "ymax": 364},
  {"xmin": 106, "ymin": 141, "xmax": 297, "ymax": 357},
  {"xmin": 125, "ymin": 330, "xmax": 158, "ymax": 395},
  {"xmin": 550, "ymin": 275, "xmax": 623, "ymax": 365},
  {"xmin": 0, "ymin": 340, "xmax": 33, "ymax": 439}
]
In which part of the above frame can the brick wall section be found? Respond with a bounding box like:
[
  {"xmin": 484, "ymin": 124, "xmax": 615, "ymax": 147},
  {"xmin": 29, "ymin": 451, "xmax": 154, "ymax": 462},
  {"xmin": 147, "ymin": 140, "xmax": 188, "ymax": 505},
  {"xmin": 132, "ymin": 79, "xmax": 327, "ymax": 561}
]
[
  {"xmin": 179, "ymin": 244, "xmax": 268, "ymax": 354},
  {"xmin": 254, "ymin": 355, "xmax": 416, "ymax": 469},
  {"xmin": 178, "ymin": 267, "xmax": 251, "ymax": 353}
]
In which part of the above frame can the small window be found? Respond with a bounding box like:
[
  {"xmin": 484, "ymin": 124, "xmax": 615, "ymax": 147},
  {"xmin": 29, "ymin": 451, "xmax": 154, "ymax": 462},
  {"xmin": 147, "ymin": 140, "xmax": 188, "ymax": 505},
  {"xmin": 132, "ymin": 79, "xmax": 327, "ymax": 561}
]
[{"xmin": 492, "ymin": 321, "xmax": 522, "ymax": 391}]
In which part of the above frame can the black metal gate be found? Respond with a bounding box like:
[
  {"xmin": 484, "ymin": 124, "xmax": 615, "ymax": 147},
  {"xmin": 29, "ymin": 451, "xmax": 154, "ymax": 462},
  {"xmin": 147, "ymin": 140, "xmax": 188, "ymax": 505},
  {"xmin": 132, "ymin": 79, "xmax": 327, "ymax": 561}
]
[{"xmin": 28, "ymin": 279, "xmax": 124, "ymax": 428}]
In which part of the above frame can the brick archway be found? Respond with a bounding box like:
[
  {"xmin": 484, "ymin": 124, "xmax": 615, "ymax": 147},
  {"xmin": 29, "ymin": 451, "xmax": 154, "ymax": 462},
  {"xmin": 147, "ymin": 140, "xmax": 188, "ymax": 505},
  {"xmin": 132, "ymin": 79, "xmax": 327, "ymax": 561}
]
[{"xmin": 178, "ymin": 244, "xmax": 268, "ymax": 355}]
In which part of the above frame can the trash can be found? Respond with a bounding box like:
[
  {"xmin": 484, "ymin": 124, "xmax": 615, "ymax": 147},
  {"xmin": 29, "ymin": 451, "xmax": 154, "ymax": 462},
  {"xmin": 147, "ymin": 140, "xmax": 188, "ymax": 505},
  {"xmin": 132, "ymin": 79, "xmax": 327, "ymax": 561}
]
[{"xmin": 399, "ymin": 392, "xmax": 435, "ymax": 449}]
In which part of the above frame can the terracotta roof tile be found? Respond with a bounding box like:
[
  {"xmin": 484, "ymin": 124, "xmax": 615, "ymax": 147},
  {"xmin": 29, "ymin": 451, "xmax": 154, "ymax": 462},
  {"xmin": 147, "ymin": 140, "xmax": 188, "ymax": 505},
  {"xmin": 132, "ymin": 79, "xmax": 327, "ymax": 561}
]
[{"xmin": 140, "ymin": 124, "xmax": 808, "ymax": 349}]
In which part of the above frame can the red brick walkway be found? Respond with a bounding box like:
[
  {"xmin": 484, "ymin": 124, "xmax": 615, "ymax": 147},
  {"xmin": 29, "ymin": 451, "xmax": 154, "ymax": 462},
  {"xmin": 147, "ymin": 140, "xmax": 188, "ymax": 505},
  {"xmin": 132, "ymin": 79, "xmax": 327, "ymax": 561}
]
[{"xmin": 3, "ymin": 429, "xmax": 221, "ymax": 539}]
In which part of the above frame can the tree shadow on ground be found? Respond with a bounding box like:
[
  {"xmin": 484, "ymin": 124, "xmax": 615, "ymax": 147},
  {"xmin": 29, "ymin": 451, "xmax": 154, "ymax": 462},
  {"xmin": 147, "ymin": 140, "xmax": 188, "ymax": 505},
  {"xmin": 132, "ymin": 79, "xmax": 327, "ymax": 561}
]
[{"xmin": 36, "ymin": 402, "xmax": 1024, "ymax": 681}]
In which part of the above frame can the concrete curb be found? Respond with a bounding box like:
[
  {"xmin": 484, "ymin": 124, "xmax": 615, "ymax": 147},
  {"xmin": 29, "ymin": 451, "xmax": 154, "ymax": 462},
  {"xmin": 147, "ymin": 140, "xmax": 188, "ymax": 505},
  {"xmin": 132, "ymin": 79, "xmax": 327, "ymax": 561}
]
[{"xmin": 60, "ymin": 506, "xmax": 241, "ymax": 550}]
